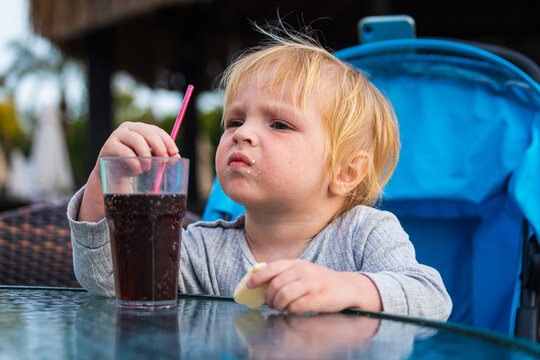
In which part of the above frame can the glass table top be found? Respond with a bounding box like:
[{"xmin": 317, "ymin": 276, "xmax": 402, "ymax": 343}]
[{"xmin": 1, "ymin": 286, "xmax": 539, "ymax": 359}]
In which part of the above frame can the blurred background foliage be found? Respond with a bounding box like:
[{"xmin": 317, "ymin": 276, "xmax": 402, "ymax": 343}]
[
  {"xmin": 0, "ymin": 98, "xmax": 30, "ymax": 157},
  {"xmin": 0, "ymin": 39, "xmax": 224, "ymax": 209},
  {"xmin": 198, "ymin": 98, "xmax": 223, "ymax": 169}
]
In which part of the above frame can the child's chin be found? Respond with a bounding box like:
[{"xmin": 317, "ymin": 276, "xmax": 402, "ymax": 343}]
[
  {"xmin": 221, "ymin": 184, "xmax": 247, "ymax": 201},
  {"xmin": 227, "ymin": 192, "xmax": 249, "ymax": 205},
  {"xmin": 227, "ymin": 192, "xmax": 265, "ymax": 210}
]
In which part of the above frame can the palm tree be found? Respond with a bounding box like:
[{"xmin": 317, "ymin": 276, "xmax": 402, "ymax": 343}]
[
  {"xmin": 0, "ymin": 39, "xmax": 89, "ymax": 190},
  {"xmin": 0, "ymin": 39, "xmax": 84, "ymax": 129}
]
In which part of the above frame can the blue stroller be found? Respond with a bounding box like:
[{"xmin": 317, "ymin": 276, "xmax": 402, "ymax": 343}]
[{"xmin": 202, "ymin": 18, "xmax": 540, "ymax": 339}]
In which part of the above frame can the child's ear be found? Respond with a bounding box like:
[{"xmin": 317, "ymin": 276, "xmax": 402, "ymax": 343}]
[{"xmin": 329, "ymin": 152, "xmax": 370, "ymax": 196}]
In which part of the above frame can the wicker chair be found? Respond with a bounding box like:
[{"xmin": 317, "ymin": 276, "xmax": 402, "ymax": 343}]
[
  {"xmin": 0, "ymin": 201, "xmax": 201, "ymax": 287},
  {"xmin": 0, "ymin": 201, "xmax": 80, "ymax": 287}
]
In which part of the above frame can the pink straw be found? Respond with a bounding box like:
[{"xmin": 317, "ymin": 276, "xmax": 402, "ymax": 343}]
[{"xmin": 152, "ymin": 85, "xmax": 194, "ymax": 193}]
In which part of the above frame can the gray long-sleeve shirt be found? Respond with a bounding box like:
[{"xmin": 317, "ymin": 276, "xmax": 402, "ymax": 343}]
[{"xmin": 68, "ymin": 187, "xmax": 452, "ymax": 321}]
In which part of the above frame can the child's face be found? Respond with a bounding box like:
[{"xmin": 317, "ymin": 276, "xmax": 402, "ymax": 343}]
[{"xmin": 215, "ymin": 69, "xmax": 332, "ymax": 214}]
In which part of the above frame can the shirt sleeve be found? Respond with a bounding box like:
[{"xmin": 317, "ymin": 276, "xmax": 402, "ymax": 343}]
[
  {"xmin": 67, "ymin": 186, "xmax": 115, "ymax": 297},
  {"xmin": 178, "ymin": 225, "xmax": 208, "ymax": 294},
  {"xmin": 357, "ymin": 211, "xmax": 453, "ymax": 321}
]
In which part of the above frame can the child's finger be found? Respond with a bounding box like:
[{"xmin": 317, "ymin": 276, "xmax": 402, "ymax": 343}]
[
  {"xmin": 124, "ymin": 122, "xmax": 179, "ymax": 157},
  {"xmin": 282, "ymin": 293, "xmax": 311, "ymax": 314},
  {"xmin": 264, "ymin": 265, "xmax": 302, "ymax": 303},
  {"xmin": 264, "ymin": 270, "xmax": 303, "ymax": 310},
  {"xmin": 99, "ymin": 139, "xmax": 144, "ymax": 174},
  {"xmin": 247, "ymin": 260, "xmax": 296, "ymax": 288},
  {"xmin": 115, "ymin": 129, "xmax": 154, "ymax": 157},
  {"xmin": 134, "ymin": 126, "xmax": 170, "ymax": 157},
  {"xmin": 119, "ymin": 123, "xmax": 164, "ymax": 156},
  {"xmin": 269, "ymin": 279, "xmax": 308, "ymax": 312},
  {"xmin": 101, "ymin": 129, "xmax": 152, "ymax": 174},
  {"xmin": 141, "ymin": 131, "xmax": 169, "ymax": 157},
  {"xmin": 156, "ymin": 128, "xmax": 180, "ymax": 156}
]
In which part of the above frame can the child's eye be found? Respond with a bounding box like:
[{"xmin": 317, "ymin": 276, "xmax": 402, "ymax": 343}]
[
  {"xmin": 271, "ymin": 121, "xmax": 293, "ymax": 130},
  {"xmin": 224, "ymin": 119, "xmax": 243, "ymax": 129}
]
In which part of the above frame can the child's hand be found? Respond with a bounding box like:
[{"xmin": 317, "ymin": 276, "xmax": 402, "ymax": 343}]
[
  {"xmin": 96, "ymin": 121, "xmax": 180, "ymax": 160},
  {"xmin": 78, "ymin": 122, "xmax": 180, "ymax": 222},
  {"xmin": 247, "ymin": 259, "xmax": 382, "ymax": 313}
]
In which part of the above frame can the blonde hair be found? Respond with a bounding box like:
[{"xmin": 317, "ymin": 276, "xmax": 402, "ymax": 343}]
[{"xmin": 219, "ymin": 27, "xmax": 400, "ymax": 215}]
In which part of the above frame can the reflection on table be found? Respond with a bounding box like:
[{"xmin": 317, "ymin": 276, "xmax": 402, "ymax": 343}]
[{"xmin": 1, "ymin": 287, "xmax": 540, "ymax": 359}]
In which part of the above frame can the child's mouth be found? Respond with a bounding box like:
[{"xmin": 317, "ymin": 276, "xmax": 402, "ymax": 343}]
[{"xmin": 228, "ymin": 152, "xmax": 255, "ymax": 170}]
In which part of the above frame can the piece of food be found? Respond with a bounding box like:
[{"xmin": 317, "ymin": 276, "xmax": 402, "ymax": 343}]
[{"xmin": 234, "ymin": 263, "xmax": 267, "ymax": 309}]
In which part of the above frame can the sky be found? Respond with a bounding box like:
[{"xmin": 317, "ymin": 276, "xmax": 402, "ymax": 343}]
[
  {"xmin": 0, "ymin": 1, "xmax": 28, "ymax": 73},
  {"xmin": 0, "ymin": 0, "xmax": 200, "ymax": 121}
]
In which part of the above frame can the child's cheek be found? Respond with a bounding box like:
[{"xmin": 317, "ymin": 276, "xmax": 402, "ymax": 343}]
[{"xmin": 215, "ymin": 138, "xmax": 229, "ymax": 169}]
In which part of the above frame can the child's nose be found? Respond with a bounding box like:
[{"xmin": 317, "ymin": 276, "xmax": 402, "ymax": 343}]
[{"xmin": 232, "ymin": 121, "xmax": 258, "ymax": 146}]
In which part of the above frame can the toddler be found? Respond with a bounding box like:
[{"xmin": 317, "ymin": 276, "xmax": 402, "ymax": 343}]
[{"xmin": 68, "ymin": 29, "xmax": 452, "ymax": 320}]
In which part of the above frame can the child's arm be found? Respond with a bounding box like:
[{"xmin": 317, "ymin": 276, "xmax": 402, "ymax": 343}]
[
  {"xmin": 247, "ymin": 259, "xmax": 382, "ymax": 313},
  {"xmin": 78, "ymin": 122, "xmax": 180, "ymax": 222},
  {"xmin": 247, "ymin": 210, "xmax": 452, "ymax": 320}
]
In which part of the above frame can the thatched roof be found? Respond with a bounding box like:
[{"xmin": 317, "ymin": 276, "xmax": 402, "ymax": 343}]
[
  {"xmin": 28, "ymin": 0, "xmax": 369, "ymax": 89},
  {"xmin": 29, "ymin": 0, "xmax": 540, "ymax": 89},
  {"xmin": 30, "ymin": 0, "xmax": 203, "ymax": 43}
]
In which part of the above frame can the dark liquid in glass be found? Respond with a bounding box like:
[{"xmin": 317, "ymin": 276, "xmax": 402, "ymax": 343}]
[{"xmin": 104, "ymin": 193, "xmax": 186, "ymax": 307}]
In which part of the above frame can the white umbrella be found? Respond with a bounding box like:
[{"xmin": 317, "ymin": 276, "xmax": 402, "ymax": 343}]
[
  {"xmin": 5, "ymin": 148, "xmax": 32, "ymax": 200},
  {"xmin": 29, "ymin": 106, "xmax": 74, "ymax": 201}
]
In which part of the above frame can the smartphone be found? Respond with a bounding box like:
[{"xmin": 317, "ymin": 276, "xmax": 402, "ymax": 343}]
[{"xmin": 358, "ymin": 15, "xmax": 416, "ymax": 44}]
